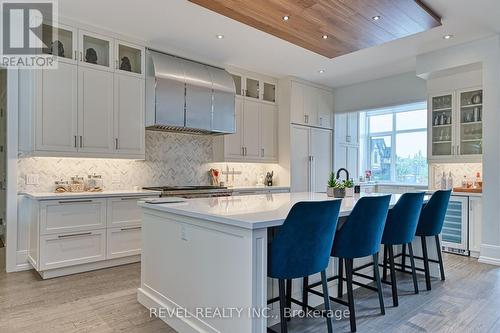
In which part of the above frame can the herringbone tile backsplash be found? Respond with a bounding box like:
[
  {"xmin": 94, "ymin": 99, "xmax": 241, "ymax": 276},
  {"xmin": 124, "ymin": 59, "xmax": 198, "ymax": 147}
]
[{"xmin": 18, "ymin": 131, "xmax": 281, "ymax": 192}]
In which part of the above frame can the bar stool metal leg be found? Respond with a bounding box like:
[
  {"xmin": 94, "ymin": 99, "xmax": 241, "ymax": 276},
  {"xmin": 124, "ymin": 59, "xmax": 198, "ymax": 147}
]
[
  {"xmin": 372, "ymin": 253, "xmax": 385, "ymax": 315},
  {"xmin": 302, "ymin": 276, "xmax": 309, "ymax": 313},
  {"xmin": 388, "ymin": 245, "xmax": 398, "ymax": 307},
  {"xmin": 382, "ymin": 245, "xmax": 388, "ymax": 281},
  {"xmin": 338, "ymin": 258, "xmax": 344, "ymax": 298},
  {"xmin": 345, "ymin": 259, "xmax": 357, "ymax": 332},
  {"xmin": 408, "ymin": 242, "xmax": 419, "ymax": 294},
  {"xmin": 286, "ymin": 279, "xmax": 292, "ymax": 322},
  {"xmin": 435, "ymin": 235, "xmax": 446, "ymax": 281},
  {"xmin": 278, "ymin": 279, "xmax": 288, "ymax": 333},
  {"xmin": 401, "ymin": 244, "xmax": 407, "ymax": 272},
  {"xmin": 421, "ymin": 236, "xmax": 432, "ymax": 291},
  {"xmin": 321, "ymin": 270, "xmax": 334, "ymax": 333}
]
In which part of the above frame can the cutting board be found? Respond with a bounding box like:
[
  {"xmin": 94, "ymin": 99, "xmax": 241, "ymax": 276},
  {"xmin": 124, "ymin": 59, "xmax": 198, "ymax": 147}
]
[{"xmin": 453, "ymin": 187, "xmax": 482, "ymax": 193}]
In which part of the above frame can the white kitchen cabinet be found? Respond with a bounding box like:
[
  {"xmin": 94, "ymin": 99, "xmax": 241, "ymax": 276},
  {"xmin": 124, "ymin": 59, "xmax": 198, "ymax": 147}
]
[
  {"xmin": 214, "ymin": 96, "xmax": 278, "ymax": 163},
  {"xmin": 288, "ymin": 80, "xmax": 333, "ymax": 129},
  {"xmin": 107, "ymin": 226, "xmax": 142, "ymax": 259},
  {"xmin": 291, "ymin": 125, "xmax": 332, "ymax": 192},
  {"xmin": 34, "ymin": 63, "xmax": 78, "ymax": 152},
  {"xmin": 26, "ymin": 193, "xmax": 159, "ymax": 279},
  {"xmin": 40, "ymin": 198, "xmax": 107, "ymax": 235},
  {"xmin": 40, "ymin": 229, "xmax": 106, "ymax": 270},
  {"xmin": 113, "ymin": 74, "xmax": 145, "ymax": 157},
  {"xmin": 334, "ymin": 112, "xmax": 359, "ymax": 179},
  {"xmin": 260, "ymin": 103, "xmax": 278, "ymax": 161},
  {"xmin": 78, "ymin": 66, "xmax": 114, "ymax": 153},
  {"xmin": 469, "ymin": 196, "xmax": 482, "ymax": 257},
  {"xmin": 41, "ymin": 22, "xmax": 78, "ymax": 65},
  {"xmin": 19, "ymin": 22, "xmax": 146, "ymax": 159},
  {"xmin": 230, "ymin": 70, "xmax": 277, "ymax": 103},
  {"xmin": 428, "ymin": 88, "xmax": 482, "ymax": 163}
]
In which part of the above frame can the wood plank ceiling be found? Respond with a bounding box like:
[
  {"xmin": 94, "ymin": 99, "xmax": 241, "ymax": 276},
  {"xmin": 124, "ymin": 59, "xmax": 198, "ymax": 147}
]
[{"xmin": 188, "ymin": 0, "xmax": 442, "ymax": 58}]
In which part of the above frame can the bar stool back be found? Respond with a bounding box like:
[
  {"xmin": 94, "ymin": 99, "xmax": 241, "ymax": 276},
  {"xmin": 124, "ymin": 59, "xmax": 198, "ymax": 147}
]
[{"xmin": 268, "ymin": 200, "xmax": 342, "ymax": 333}]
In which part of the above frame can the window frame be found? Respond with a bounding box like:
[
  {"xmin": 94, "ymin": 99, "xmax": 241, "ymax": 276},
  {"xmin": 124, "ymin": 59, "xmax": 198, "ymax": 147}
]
[{"xmin": 364, "ymin": 102, "xmax": 428, "ymax": 184}]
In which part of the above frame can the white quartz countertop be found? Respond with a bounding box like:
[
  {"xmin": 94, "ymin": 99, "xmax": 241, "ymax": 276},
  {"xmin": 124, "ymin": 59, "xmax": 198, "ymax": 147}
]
[
  {"xmin": 20, "ymin": 190, "xmax": 162, "ymax": 200},
  {"xmin": 229, "ymin": 186, "xmax": 290, "ymax": 192},
  {"xmin": 139, "ymin": 192, "xmax": 429, "ymax": 230}
]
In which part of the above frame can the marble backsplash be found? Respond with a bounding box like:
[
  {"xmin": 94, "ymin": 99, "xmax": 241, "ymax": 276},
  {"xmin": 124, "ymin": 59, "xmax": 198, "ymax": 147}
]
[
  {"xmin": 18, "ymin": 131, "xmax": 281, "ymax": 193},
  {"xmin": 429, "ymin": 163, "xmax": 482, "ymax": 189}
]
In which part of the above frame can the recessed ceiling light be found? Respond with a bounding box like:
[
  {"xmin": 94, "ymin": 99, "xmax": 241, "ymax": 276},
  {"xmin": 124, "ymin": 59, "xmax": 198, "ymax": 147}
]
[
  {"xmin": 372, "ymin": 15, "xmax": 381, "ymax": 21},
  {"xmin": 216, "ymin": 34, "xmax": 224, "ymax": 39},
  {"xmin": 282, "ymin": 15, "xmax": 290, "ymax": 21},
  {"xmin": 322, "ymin": 35, "xmax": 328, "ymax": 39},
  {"xmin": 318, "ymin": 69, "xmax": 325, "ymax": 74},
  {"xmin": 443, "ymin": 34, "xmax": 453, "ymax": 40}
]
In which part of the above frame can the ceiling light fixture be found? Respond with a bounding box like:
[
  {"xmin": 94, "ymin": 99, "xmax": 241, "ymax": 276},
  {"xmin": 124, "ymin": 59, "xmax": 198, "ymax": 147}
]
[
  {"xmin": 443, "ymin": 34, "xmax": 453, "ymax": 40},
  {"xmin": 318, "ymin": 69, "xmax": 325, "ymax": 74},
  {"xmin": 282, "ymin": 15, "xmax": 290, "ymax": 21},
  {"xmin": 322, "ymin": 35, "xmax": 328, "ymax": 39},
  {"xmin": 216, "ymin": 34, "xmax": 224, "ymax": 39},
  {"xmin": 372, "ymin": 15, "xmax": 381, "ymax": 21}
]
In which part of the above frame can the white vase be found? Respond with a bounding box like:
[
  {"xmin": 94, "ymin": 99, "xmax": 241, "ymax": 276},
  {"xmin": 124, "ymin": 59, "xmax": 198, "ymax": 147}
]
[{"xmin": 345, "ymin": 187, "xmax": 354, "ymax": 197}]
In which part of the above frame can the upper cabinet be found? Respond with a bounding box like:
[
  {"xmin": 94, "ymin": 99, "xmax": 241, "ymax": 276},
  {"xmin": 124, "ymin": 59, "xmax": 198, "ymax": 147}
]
[
  {"xmin": 428, "ymin": 87, "xmax": 482, "ymax": 162},
  {"xmin": 288, "ymin": 80, "xmax": 333, "ymax": 129},
  {"xmin": 19, "ymin": 22, "xmax": 146, "ymax": 159},
  {"xmin": 231, "ymin": 71, "xmax": 277, "ymax": 103}
]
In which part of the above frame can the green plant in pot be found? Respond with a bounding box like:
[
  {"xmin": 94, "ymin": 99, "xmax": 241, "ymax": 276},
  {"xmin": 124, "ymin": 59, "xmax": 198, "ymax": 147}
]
[
  {"xmin": 344, "ymin": 178, "xmax": 355, "ymax": 197},
  {"xmin": 327, "ymin": 172, "xmax": 346, "ymax": 198}
]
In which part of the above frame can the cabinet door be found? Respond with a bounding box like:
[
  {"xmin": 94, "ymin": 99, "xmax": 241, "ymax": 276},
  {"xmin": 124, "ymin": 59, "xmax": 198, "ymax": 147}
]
[
  {"xmin": 242, "ymin": 99, "xmax": 261, "ymax": 158},
  {"xmin": 469, "ymin": 197, "xmax": 482, "ymax": 255},
  {"xmin": 224, "ymin": 97, "xmax": 244, "ymax": 159},
  {"xmin": 429, "ymin": 92, "xmax": 454, "ymax": 160},
  {"xmin": 347, "ymin": 112, "xmax": 359, "ymax": 144},
  {"xmin": 303, "ymin": 85, "xmax": 318, "ymax": 126},
  {"xmin": 78, "ymin": 66, "xmax": 114, "ymax": 153},
  {"xmin": 335, "ymin": 113, "xmax": 348, "ymax": 145},
  {"xmin": 260, "ymin": 103, "xmax": 278, "ymax": 161},
  {"xmin": 78, "ymin": 29, "xmax": 113, "ymax": 71},
  {"xmin": 334, "ymin": 144, "xmax": 347, "ymax": 171},
  {"xmin": 290, "ymin": 81, "xmax": 305, "ymax": 124},
  {"xmin": 317, "ymin": 89, "xmax": 333, "ymax": 129},
  {"xmin": 114, "ymin": 74, "xmax": 145, "ymax": 156},
  {"xmin": 458, "ymin": 88, "xmax": 482, "ymax": 157},
  {"xmin": 107, "ymin": 226, "xmax": 142, "ymax": 259},
  {"xmin": 290, "ymin": 125, "xmax": 310, "ymax": 192},
  {"xmin": 107, "ymin": 197, "xmax": 151, "ymax": 228},
  {"xmin": 115, "ymin": 40, "xmax": 144, "ymax": 77},
  {"xmin": 35, "ymin": 63, "xmax": 78, "ymax": 152},
  {"xmin": 310, "ymin": 128, "xmax": 332, "ymax": 193}
]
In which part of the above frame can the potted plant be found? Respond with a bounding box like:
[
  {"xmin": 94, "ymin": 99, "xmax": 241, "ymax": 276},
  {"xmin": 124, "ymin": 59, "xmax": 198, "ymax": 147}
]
[
  {"xmin": 344, "ymin": 178, "xmax": 355, "ymax": 197},
  {"xmin": 327, "ymin": 172, "xmax": 346, "ymax": 198}
]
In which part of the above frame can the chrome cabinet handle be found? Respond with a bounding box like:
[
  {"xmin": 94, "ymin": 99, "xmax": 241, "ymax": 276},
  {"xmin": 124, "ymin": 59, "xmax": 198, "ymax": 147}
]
[
  {"xmin": 80, "ymin": 52, "xmax": 83, "ymax": 62},
  {"xmin": 74, "ymin": 135, "xmax": 77, "ymax": 148},
  {"xmin": 245, "ymin": 147, "xmax": 247, "ymax": 156},
  {"xmin": 58, "ymin": 232, "xmax": 92, "ymax": 238},
  {"xmin": 74, "ymin": 50, "xmax": 77, "ymax": 61},
  {"xmin": 304, "ymin": 114, "xmax": 309, "ymax": 124},
  {"xmin": 242, "ymin": 147, "xmax": 245, "ymax": 156},
  {"xmin": 120, "ymin": 197, "xmax": 139, "ymax": 201},
  {"xmin": 261, "ymin": 148, "xmax": 264, "ymax": 157},
  {"xmin": 58, "ymin": 200, "xmax": 93, "ymax": 204},
  {"xmin": 115, "ymin": 138, "xmax": 119, "ymax": 150},
  {"xmin": 120, "ymin": 227, "xmax": 141, "ymax": 231},
  {"xmin": 79, "ymin": 136, "xmax": 83, "ymax": 148}
]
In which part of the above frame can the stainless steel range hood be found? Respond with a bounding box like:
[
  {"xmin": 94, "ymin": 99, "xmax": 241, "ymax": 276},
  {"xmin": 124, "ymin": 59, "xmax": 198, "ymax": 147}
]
[{"xmin": 145, "ymin": 49, "xmax": 236, "ymax": 135}]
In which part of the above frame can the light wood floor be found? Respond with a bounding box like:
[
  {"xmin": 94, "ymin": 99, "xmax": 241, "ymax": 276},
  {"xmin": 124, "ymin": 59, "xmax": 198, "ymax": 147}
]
[{"xmin": 1, "ymin": 253, "xmax": 499, "ymax": 333}]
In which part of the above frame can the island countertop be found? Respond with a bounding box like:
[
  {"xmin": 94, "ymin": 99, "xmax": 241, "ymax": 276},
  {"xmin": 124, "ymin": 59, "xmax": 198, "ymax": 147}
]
[{"xmin": 139, "ymin": 192, "xmax": 425, "ymax": 230}]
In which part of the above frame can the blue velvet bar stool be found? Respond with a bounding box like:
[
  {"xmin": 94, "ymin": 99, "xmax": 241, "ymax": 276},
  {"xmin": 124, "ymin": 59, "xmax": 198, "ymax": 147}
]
[
  {"xmin": 381, "ymin": 192, "xmax": 425, "ymax": 307},
  {"xmin": 311, "ymin": 195, "xmax": 391, "ymax": 333},
  {"xmin": 268, "ymin": 200, "xmax": 342, "ymax": 333},
  {"xmin": 414, "ymin": 189, "xmax": 451, "ymax": 291}
]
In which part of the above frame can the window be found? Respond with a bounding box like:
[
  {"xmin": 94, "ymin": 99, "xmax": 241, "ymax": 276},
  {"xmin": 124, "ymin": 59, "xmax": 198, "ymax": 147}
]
[{"xmin": 363, "ymin": 102, "xmax": 428, "ymax": 185}]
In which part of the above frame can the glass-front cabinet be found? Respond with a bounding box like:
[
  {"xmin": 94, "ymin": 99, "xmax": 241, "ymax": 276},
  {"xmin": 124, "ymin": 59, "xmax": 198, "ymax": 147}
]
[
  {"xmin": 230, "ymin": 72, "xmax": 276, "ymax": 103},
  {"xmin": 78, "ymin": 30, "xmax": 113, "ymax": 71},
  {"xmin": 41, "ymin": 23, "xmax": 77, "ymax": 64},
  {"xmin": 115, "ymin": 40, "xmax": 144, "ymax": 77},
  {"xmin": 459, "ymin": 88, "xmax": 482, "ymax": 156},
  {"xmin": 428, "ymin": 88, "xmax": 483, "ymax": 162}
]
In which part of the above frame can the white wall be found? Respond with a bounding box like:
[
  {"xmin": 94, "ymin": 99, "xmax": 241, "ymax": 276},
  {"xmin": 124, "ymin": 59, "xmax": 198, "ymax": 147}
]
[
  {"xmin": 333, "ymin": 72, "xmax": 427, "ymax": 113},
  {"xmin": 417, "ymin": 35, "xmax": 500, "ymax": 265}
]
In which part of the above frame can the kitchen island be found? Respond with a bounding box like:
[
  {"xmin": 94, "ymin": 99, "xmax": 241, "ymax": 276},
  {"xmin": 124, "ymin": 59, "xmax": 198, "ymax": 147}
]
[{"xmin": 137, "ymin": 192, "xmax": 433, "ymax": 333}]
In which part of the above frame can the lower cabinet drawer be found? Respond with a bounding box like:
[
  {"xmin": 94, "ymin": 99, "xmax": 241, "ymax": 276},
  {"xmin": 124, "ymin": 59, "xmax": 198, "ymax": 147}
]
[
  {"xmin": 40, "ymin": 229, "xmax": 106, "ymax": 270},
  {"xmin": 106, "ymin": 226, "xmax": 142, "ymax": 259}
]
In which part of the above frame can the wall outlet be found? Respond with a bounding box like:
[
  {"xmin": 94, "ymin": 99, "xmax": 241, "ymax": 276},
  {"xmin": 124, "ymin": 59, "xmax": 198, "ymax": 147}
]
[{"xmin": 25, "ymin": 174, "xmax": 39, "ymax": 185}]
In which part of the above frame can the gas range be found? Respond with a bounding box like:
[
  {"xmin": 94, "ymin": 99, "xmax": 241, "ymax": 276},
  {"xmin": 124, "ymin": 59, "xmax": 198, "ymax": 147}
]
[{"xmin": 142, "ymin": 186, "xmax": 233, "ymax": 198}]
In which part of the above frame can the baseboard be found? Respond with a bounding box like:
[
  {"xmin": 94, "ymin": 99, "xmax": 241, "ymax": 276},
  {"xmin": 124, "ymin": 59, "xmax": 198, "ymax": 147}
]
[
  {"xmin": 478, "ymin": 244, "xmax": 500, "ymax": 266},
  {"xmin": 15, "ymin": 250, "xmax": 32, "ymax": 271}
]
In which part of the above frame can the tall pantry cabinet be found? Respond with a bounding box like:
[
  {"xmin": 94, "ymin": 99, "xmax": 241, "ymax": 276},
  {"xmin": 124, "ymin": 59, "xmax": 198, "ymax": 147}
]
[{"xmin": 279, "ymin": 77, "xmax": 334, "ymax": 192}]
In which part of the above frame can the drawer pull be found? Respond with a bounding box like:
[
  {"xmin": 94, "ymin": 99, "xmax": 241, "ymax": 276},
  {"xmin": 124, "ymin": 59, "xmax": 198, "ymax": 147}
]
[
  {"xmin": 58, "ymin": 200, "xmax": 93, "ymax": 204},
  {"xmin": 120, "ymin": 197, "xmax": 140, "ymax": 201},
  {"xmin": 120, "ymin": 227, "xmax": 141, "ymax": 231},
  {"xmin": 58, "ymin": 232, "xmax": 92, "ymax": 238}
]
